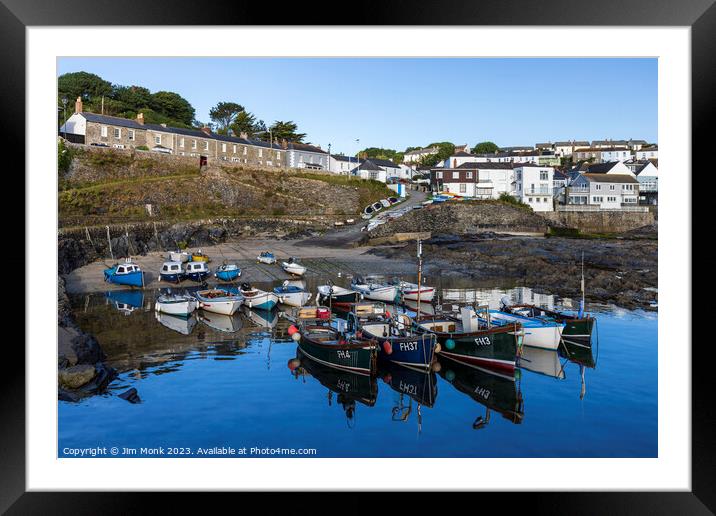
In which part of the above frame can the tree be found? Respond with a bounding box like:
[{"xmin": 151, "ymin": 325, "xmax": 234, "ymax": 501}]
[
  {"xmin": 418, "ymin": 153, "xmax": 440, "ymax": 167},
  {"xmin": 472, "ymin": 141, "xmax": 499, "ymax": 154},
  {"xmin": 229, "ymin": 110, "xmax": 263, "ymax": 138},
  {"xmin": 58, "ymin": 71, "xmax": 112, "ymax": 103},
  {"xmin": 149, "ymin": 91, "xmax": 195, "ymax": 126},
  {"xmin": 266, "ymin": 120, "xmax": 306, "ymax": 143},
  {"xmin": 209, "ymin": 102, "xmax": 246, "ymax": 135},
  {"xmin": 112, "ymin": 85, "xmax": 152, "ymax": 112}
]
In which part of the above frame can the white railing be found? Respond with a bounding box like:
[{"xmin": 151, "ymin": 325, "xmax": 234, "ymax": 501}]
[{"xmin": 556, "ymin": 205, "xmax": 650, "ymax": 213}]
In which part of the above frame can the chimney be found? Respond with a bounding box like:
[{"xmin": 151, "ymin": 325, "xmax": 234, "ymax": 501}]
[
  {"xmin": 200, "ymin": 126, "xmax": 212, "ymax": 136},
  {"xmin": 136, "ymin": 113, "xmax": 144, "ymax": 125},
  {"xmin": 239, "ymin": 132, "xmax": 248, "ymax": 139},
  {"xmin": 281, "ymin": 139, "xmax": 288, "ymax": 149},
  {"xmin": 75, "ymin": 96, "xmax": 83, "ymax": 113},
  {"xmin": 316, "ymin": 144, "xmax": 321, "ymax": 150},
  {"xmin": 160, "ymin": 123, "xmax": 167, "ymax": 128}
]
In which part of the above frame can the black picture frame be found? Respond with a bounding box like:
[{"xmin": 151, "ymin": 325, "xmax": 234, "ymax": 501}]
[{"xmin": 4, "ymin": 0, "xmax": 708, "ymax": 512}]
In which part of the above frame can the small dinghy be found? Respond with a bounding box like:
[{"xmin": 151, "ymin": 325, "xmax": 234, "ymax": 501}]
[
  {"xmin": 155, "ymin": 292, "xmax": 198, "ymax": 317},
  {"xmin": 239, "ymin": 282, "xmax": 279, "ymax": 310},
  {"xmin": 281, "ymin": 257, "xmax": 307, "ymax": 277},
  {"xmin": 372, "ymin": 202, "xmax": 383, "ymax": 211},
  {"xmin": 191, "ymin": 249, "xmax": 210, "ymax": 262},
  {"xmin": 380, "ymin": 199, "xmax": 391, "ymax": 208},
  {"xmin": 396, "ymin": 280, "xmax": 435, "ymax": 302},
  {"xmin": 316, "ymin": 283, "xmax": 361, "ymax": 304},
  {"xmin": 103, "ymin": 258, "xmax": 145, "ymax": 288},
  {"xmin": 351, "ymin": 276, "xmax": 399, "ymax": 302},
  {"xmin": 274, "ymin": 280, "xmax": 312, "ymax": 307},
  {"xmin": 257, "ymin": 251, "xmax": 277, "ymax": 265},
  {"xmin": 194, "ymin": 289, "xmax": 243, "ymax": 316},
  {"xmin": 184, "ymin": 261, "xmax": 210, "ymax": 282},
  {"xmin": 169, "ymin": 250, "xmax": 190, "ymax": 263},
  {"xmin": 215, "ymin": 263, "xmax": 241, "ymax": 282},
  {"xmin": 160, "ymin": 261, "xmax": 185, "ymax": 283}
]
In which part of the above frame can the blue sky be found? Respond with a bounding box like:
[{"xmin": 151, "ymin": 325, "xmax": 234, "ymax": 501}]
[{"xmin": 58, "ymin": 58, "xmax": 657, "ymax": 155}]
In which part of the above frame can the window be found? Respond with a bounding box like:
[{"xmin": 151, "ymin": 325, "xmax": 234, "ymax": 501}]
[
  {"xmin": 179, "ymin": 138, "xmax": 185, "ymax": 148},
  {"xmin": 540, "ymin": 171, "xmax": 549, "ymax": 180},
  {"xmin": 100, "ymin": 126, "xmax": 108, "ymax": 137},
  {"xmin": 595, "ymin": 184, "xmax": 601, "ymax": 190},
  {"xmin": 459, "ymin": 184, "xmax": 467, "ymax": 193},
  {"xmin": 128, "ymin": 130, "xmax": 135, "ymax": 141},
  {"xmin": 243, "ymin": 147, "xmax": 247, "ymax": 155},
  {"xmin": 436, "ymin": 171, "xmax": 443, "ymax": 179},
  {"xmin": 466, "ymin": 172, "xmax": 473, "ymax": 179},
  {"xmin": 154, "ymin": 134, "xmax": 161, "ymax": 145},
  {"xmin": 607, "ymin": 196, "xmax": 616, "ymax": 202},
  {"xmin": 259, "ymin": 149, "xmax": 263, "ymax": 158},
  {"xmin": 536, "ymin": 197, "xmax": 541, "ymax": 203},
  {"xmin": 113, "ymin": 128, "xmax": 121, "ymax": 139},
  {"xmin": 222, "ymin": 143, "xmax": 227, "ymax": 152},
  {"xmin": 452, "ymin": 172, "xmax": 459, "ymax": 179},
  {"xmin": 276, "ymin": 152, "xmax": 281, "ymax": 160},
  {"xmin": 203, "ymin": 141, "xmax": 209, "ymax": 150},
  {"xmin": 233, "ymin": 145, "xmax": 237, "ymax": 154},
  {"xmin": 192, "ymin": 140, "xmax": 197, "ymax": 149},
  {"xmin": 609, "ymin": 185, "xmax": 615, "ymax": 190}
]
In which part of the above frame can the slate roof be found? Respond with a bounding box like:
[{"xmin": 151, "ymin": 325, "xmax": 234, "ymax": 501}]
[
  {"xmin": 554, "ymin": 140, "xmax": 590, "ymax": 146},
  {"xmin": 581, "ymin": 173, "xmax": 639, "ymax": 184},
  {"xmin": 332, "ymin": 155, "xmax": 360, "ymax": 163},
  {"xmin": 592, "ymin": 140, "xmax": 628, "ymax": 146},
  {"xmin": 584, "ymin": 161, "xmax": 622, "ymax": 174},
  {"xmin": 288, "ymin": 142, "xmax": 327, "ymax": 154},
  {"xmin": 368, "ymin": 158, "xmax": 400, "ymax": 168},
  {"xmin": 81, "ymin": 112, "xmax": 146, "ymax": 130}
]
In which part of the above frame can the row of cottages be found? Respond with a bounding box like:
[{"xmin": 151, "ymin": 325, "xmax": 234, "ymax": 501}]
[
  {"xmin": 59, "ymin": 97, "xmax": 327, "ymax": 169},
  {"xmin": 429, "ymin": 162, "xmax": 556, "ymax": 212},
  {"xmin": 536, "ymin": 139, "xmax": 650, "ymax": 158},
  {"xmin": 564, "ymin": 161, "xmax": 640, "ymax": 209},
  {"xmin": 436, "ymin": 149, "xmax": 560, "ymax": 169}
]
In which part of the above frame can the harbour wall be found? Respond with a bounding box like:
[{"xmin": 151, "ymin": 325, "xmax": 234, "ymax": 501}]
[{"xmin": 541, "ymin": 210, "xmax": 655, "ymax": 234}]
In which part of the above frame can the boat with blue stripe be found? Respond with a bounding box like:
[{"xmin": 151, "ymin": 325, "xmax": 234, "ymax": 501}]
[
  {"xmin": 103, "ymin": 259, "xmax": 144, "ymax": 288},
  {"xmin": 215, "ymin": 263, "xmax": 241, "ymax": 282},
  {"xmin": 160, "ymin": 261, "xmax": 185, "ymax": 283}
]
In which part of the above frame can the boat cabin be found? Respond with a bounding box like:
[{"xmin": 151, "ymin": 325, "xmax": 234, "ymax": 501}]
[
  {"xmin": 185, "ymin": 261, "xmax": 209, "ymax": 273},
  {"xmin": 116, "ymin": 263, "xmax": 141, "ymax": 275},
  {"xmin": 162, "ymin": 262, "xmax": 183, "ymax": 274}
]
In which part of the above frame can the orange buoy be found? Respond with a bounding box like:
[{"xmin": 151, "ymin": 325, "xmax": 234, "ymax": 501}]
[
  {"xmin": 383, "ymin": 341, "xmax": 393, "ymax": 354},
  {"xmin": 385, "ymin": 310, "xmax": 391, "ymax": 318},
  {"xmin": 287, "ymin": 358, "xmax": 301, "ymax": 371}
]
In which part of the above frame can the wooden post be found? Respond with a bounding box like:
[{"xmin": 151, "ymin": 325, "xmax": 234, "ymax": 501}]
[{"xmin": 106, "ymin": 225, "xmax": 113, "ymax": 259}]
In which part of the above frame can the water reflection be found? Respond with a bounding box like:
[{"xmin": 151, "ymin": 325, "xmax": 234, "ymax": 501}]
[{"xmin": 155, "ymin": 312, "xmax": 197, "ymax": 335}]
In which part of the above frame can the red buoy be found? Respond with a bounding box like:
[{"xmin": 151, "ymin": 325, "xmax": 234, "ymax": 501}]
[
  {"xmin": 287, "ymin": 325, "xmax": 299, "ymax": 336},
  {"xmin": 383, "ymin": 341, "xmax": 393, "ymax": 354},
  {"xmin": 385, "ymin": 310, "xmax": 391, "ymax": 319}
]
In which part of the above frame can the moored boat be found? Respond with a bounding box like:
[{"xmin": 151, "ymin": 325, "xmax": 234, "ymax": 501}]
[
  {"xmin": 358, "ymin": 313, "xmax": 438, "ymax": 372},
  {"xmin": 488, "ymin": 309, "xmax": 563, "ymax": 350},
  {"xmin": 316, "ymin": 283, "xmax": 361, "ymax": 304},
  {"xmin": 103, "ymin": 258, "xmax": 145, "ymax": 288},
  {"xmin": 154, "ymin": 293, "xmax": 198, "ymax": 317},
  {"xmin": 257, "ymin": 251, "xmax": 277, "ymax": 265},
  {"xmin": 239, "ymin": 283, "xmax": 279, "ymax": 310},
  {"xmin": 504, "ymin": 303, "xmax": 594, "ymax": 347},
  {"xmin": 193, "ymin": 288, "xmax": 243, "ymax": 315},
  {"xmin": 184, "ymin": 261, "xmax": 210, "ymax": 282},
  {"xmin": 273, "ymin": 280, "xmax": 312, "ymax": 307},
  {"xmin": 415, "ymin": 306, "xmax": 522, "ymax": 373},
  {"xmin": 291, "ymin": 307, "xmax": 378, "ymax": 375},
  {"xmin": 169, "ymin": 250, "xmax": 190, "ymax": 263},
  {"xmin": 215, "ymin": 263, "xmax": 241, "ymax": 282},
  {"xmin": 397, "ymin": 281, "xmax": 435, "ymax": 302},
  {"xmin": 281, "ymin": 257, "xmax": 307, "ymax": 277},
  {"xmin": 191, "ymin": 249, "xmax": 210, "ymax": 262},
  {"xmin": 351, "ymin": 276, "xmax": 399, "ymax": 303},
  {"xmin": 159, "ymin": 261, "xmax": 185, "ymax": 283}
]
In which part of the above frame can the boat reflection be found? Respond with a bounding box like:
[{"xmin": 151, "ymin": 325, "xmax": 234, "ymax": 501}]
[
  {"xmin": 197, "ymin": 310, "xmax": 243, "ymax": 333},
  {"xmin": 379, "ymin": 362, "xmax": 437, "ymax": 433},
  {"xmin": 155, "ymin": 311, "xmax": 197, "ymax": 335},
  {"xmin": 436, "ymin": 358, "xmax": 524, "ymax": 428},
  {"xmin": 519, "ymin": 346, "xmax": 565, "ymax": 379},
  {"xmin": 105, "ymin": 290, "xmax": 145, "ymax": 315},
  {"xmin": 290, "ymin": 349, "xmax": 378, "ymax": 427},
  {"xmin": 559, "ymin": 340, "xmax": 598, "ymax": 400},
  {"xmin": 242, "ymin": 306, "xmax": 278, "ymax": 329}
]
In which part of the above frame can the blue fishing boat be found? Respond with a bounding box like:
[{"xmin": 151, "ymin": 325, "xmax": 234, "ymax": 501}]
[
  {"xmin": 257, "ymin": 251, "xmax": 277, "ymax": 265},
  {"xmin": 160, "ymin": 261, "xmax": 185, "ymax": 283},
  {"xmin": 184, "ymin": 261, "xmax": 210, "ymax": 282},
  {"xmin": 215, "ymin": 263, "xmax": 241, "ymax": 282},
  {"xmin": 103, "ymin": 259, "xmax": 144, "ymax": 288}
]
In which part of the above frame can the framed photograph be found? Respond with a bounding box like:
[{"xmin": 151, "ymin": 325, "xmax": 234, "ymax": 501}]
[{"xmin": 6, "ymin": 0, "xmax": 710, "ymax": 511}]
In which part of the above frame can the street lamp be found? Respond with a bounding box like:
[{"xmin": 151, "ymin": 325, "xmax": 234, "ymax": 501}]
[
  {"xmin": 327, "ymin": 143, "xmax": 331, "ymax": 172},
  {"xmin": 355, "ymin": 138, "xmax": 360, "ymax": 177}
]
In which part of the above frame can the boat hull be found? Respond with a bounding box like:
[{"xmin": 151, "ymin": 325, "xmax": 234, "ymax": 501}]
[
  {"xmin": 159, "ymin": 273, "xmax": 184, "ymax": 283},
  {"xmin": 169, "ymin": 252, "xmax": 190, "ymax": 263},
  {"xmin": 282, "ymin": 264, "xmax": 306, "ymax": 276},
  {"xmin": 361, "ymin": 323, "xmax": 437, "ymax": 371},
  {"xmin": 198, "ymin": 299, "xmax": 242, "ymax": 315},
  {"xmin": 297, "ymin": 328, "xmax": 377, "ymax": 375},
  {"xmin": 185, "ymin": 271, "xmax": 210, "ymax": 282},
  {"xmin": 275, "ymin": 290, "xmax": 312, "ymax": 307},
  {"xmin": 561, "ymin": 318, "xmax": 594, "ymax": 346},
  {"xmin": 155, "ymin": 299, "xmax": 197, "ymax": 317},
  {"xmin": 104, "ymin": 269, "xmax": 144, "ymax": 288},
  {"xmin": 490, "ymin": 311, "xmax": 563, "ymax": 350},
  {"xmin": 425, "ymin": 322, "xmax": 521, "ymax": 373},
  {"xmin": 242, "ymin": 292, "xmax": 279, "ymax": 310},
  {"xmin": 354, "ymin": 285, "xmax": 398, "ymax": 302},
  {"xmin": 257, "ymin": 256, "xmax": 276, "ymax": 265},
  {"xmin": 215, "ymin": 270, "xmax": 241, "ymax": 282},
  {"xmin": 401, "ymin": 286, "xmax": 435, "ymax": 302}
]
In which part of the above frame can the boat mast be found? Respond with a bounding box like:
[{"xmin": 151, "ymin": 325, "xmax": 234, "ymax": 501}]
[
  {"xmin": 416, "ymin": 239, "xmax": 423, "ymax": 316},
  {"xmin": 580, "ymin": 251, "xmax": 585, "ymax": 317}
]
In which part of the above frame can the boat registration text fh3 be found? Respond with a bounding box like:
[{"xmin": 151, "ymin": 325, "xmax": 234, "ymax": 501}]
[{"xmin": 474, "ymin": 336, "xmax": 491, "ymax": 347}]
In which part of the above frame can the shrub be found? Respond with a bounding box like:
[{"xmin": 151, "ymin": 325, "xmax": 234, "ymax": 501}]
[
  {"xmin": 136, "ymin": 145, "xmax": 149, "ymax": 151},
  {"xmin": 58, "ymin": 139, "xmax": 74, "ymax": 174},
  {"xmin": 498, "ymin": 192, "xmax": 532, "ymax": 210}
]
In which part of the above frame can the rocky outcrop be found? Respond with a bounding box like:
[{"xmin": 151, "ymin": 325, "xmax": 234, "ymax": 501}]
[
  {"xmin": 58, "ymin": 276, "xmax": 117, "ymax": 401},
  {"xmin": 368, "ymin": 201, "xmax": 554, "ymax": 239}
]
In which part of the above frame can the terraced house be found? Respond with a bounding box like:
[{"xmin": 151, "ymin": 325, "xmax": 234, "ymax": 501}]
[{"xmin": 59, "ymin": 97, "xmax": 287, "ymax": 168}]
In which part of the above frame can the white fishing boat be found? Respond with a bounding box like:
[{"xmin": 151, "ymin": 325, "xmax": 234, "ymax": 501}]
[
  {"xmin": 281, "ymin": 257, "xmax": 307, "ymax": 277},
  {"xmin": 273, "ymin": 280, "xmax": 312, "ymax": 307},
  {"xmin": 169, "ymin": 250, "xmax": 190, "ymax": 263},
  {"xmin": 154, "ymin": 293, "xmax": 198, "ymax": 317},
  {"xmin": 488, "ymin": 309, "xmax": 563, "ymax": 350},
  {"xmin": 194, "ymin": 289, "xmax": 244, "ymax": 315},
  {"xmin": 398, "ymin": 281, "xmax": 435, "ymax": 302},
  {"xmin": 239, "ymin": 283, "xmax": 279, "ymax": 310},
  {"xmin": 257, "ymin": 251, "xmax": 277, "ymax": 265},
  {"xmin": 351, "ymin": 276, "xmax": 399, "ymax": 302}
]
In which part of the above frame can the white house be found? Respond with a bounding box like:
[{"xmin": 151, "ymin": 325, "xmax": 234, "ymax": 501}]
[
  {"xmin": 634, "ymin": 161, "xmax": 658, "ymax": 205},
  {"xmin": 369, "ymin": 158, "xmax": 402, "ymax": 179},
  {"xmin": 573, "ymin": 147, "xmax": 633, "ymax": 163},
  {"xmin": 635, "ymin": 146, "xmax": 658, "ymax": 160},
  {"xmin": 554, "ymin": 140, "xmax": 590, "ymax": 158},
  {"xmin": 430, "ymin": 162, "xmax": 518, "ymax": 199},
  {"xmin": 352, "ymin": 159, "xmax": 387, "ymax": 182},
  {"xmin": 513, "ymin": 165, "xmax": 555, "ymax": 212},
  {"xmin": 567, "ymin": 173, "xmax": 640, "ymax": 209},
  {"xmin": 287, "ymin": 142, "xmax": 328, "ymax": 170},
  {"xmin": 403, "ymin": 146, "xmax": 439, "ymax": 164},
  {"xmin": 328, "ymin": 154, "xmax": 360, "ymax": 175}
]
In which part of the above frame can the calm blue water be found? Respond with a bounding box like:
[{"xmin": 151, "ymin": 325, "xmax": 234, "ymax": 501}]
[{"xmin": 59, "ymin": 283, "xmax": 657, "ymax": 458}]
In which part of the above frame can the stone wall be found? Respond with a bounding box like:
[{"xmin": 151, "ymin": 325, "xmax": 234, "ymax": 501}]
[{"xmin": 542, "ymin": 210, "xmax": 655, "ymax": 233}]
